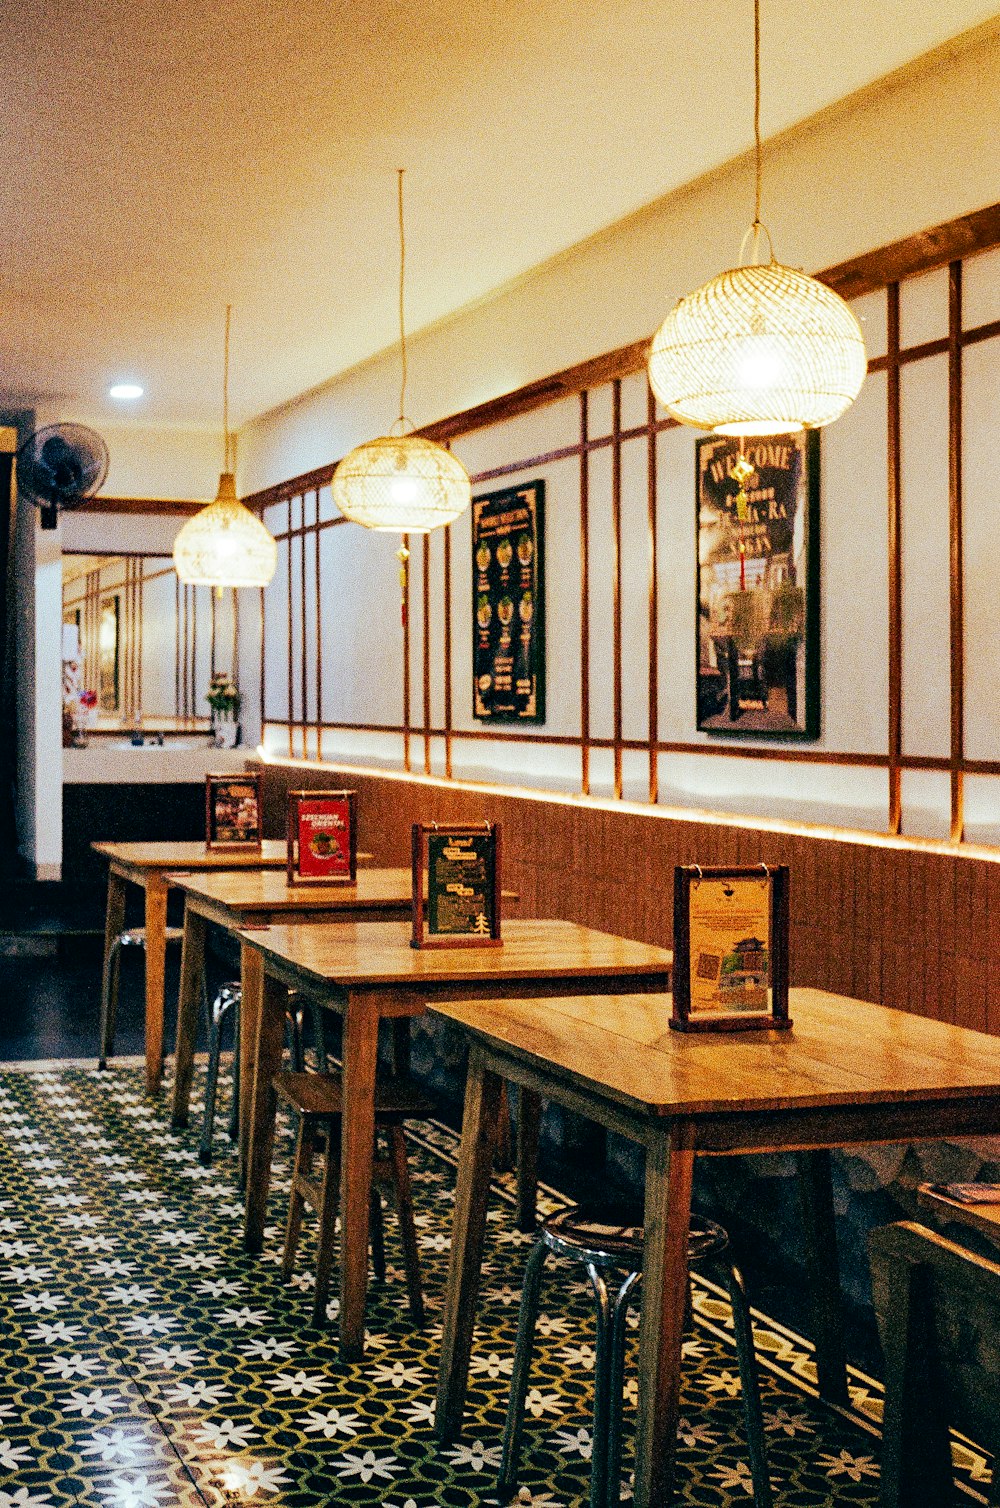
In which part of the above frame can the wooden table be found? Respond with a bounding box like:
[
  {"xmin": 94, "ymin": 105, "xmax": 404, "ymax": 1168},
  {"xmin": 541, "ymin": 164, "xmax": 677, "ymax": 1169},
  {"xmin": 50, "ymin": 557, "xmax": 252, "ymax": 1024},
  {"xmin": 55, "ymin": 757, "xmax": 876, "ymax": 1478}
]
[
  {"xmin": 93, "ymin": 839, "xmax": 290, "ymax": 1096},
  {"xmin": 238, "ymin": 919, "xmax": 673, "ymax": 1358},
  {"xmin": 168, "ymin": 866, "xmax": 429, "ymax": 1153},
  {"xmin": 429, "ymin": 988, "xmax": 1000, "ymax": 1508}
]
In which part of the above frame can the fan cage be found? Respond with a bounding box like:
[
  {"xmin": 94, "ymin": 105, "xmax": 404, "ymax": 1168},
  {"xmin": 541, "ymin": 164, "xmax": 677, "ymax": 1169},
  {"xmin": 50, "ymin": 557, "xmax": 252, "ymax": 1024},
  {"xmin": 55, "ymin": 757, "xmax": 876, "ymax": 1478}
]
[{"xmin": 19, "ymin": 423, "xmax": 110, "ymax": 509}]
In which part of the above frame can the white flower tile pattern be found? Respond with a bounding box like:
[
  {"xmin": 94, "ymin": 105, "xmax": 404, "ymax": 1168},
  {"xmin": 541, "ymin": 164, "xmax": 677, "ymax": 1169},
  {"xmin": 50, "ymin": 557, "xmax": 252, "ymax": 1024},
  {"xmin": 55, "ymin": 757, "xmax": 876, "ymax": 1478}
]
[{"xmin": 0, "ymin": 1062, "xmax": 989, "ymax": 1505}]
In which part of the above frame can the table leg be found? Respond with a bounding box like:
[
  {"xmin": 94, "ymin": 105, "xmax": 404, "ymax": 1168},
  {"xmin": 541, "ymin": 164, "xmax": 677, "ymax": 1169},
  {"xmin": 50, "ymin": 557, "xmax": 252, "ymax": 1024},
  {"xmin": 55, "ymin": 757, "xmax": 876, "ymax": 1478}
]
[
  {"xmin": 143, "ymin": 876, "xmax": 169, "ymax": 1096},
  {"xmin": 515, "ymin": 1088, "xmax": 542, "ymax": 1232},
  {"xmin": 391, "ymin": 1017, "xmax": 411, "ymax": 1078},
  {"xmin": 435, "ymin": 1048, "xmax": 505, "ymax": 1441},
  {"xmin": 338, "ymin": 991, "xmax": 381, "ymax": 1359},
  {"xmin": 243, "ymin": 965, "xmax": 289, "ymax": 1253},
  {"xmin": 796, "ymin": 1149, "xmax": 850, "ymax": 1406},
  {"xmin": 633, "ymin": 1123, "xmax": 695, "ymax": 1508},
  {"xmin": 238, "ymin": 942, "xmax": 264, "ymax": 1178},
  {"xmin": 99, "ymin": 870, "xmax": 127, "ymax": 1068},
  {"xmin": 169, "ymin": 903, "xmax": 206, "ymax": 1129}
]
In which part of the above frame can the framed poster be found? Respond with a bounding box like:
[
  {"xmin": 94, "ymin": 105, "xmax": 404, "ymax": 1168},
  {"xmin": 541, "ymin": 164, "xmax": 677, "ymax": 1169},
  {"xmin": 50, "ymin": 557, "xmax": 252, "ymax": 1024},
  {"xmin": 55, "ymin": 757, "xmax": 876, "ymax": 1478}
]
[
  {"xmin": 286, "ymin": 789, "xmax": 356, "ymax": 885},
  {"xmin": 205, "ymin": 772, "xmax": 263, "ymax": 851},
  {"xmin": 671, "ymin": 864, "xmax": 790, "ymax": 1033},
  {"xmin": 98, "ymin": 595, "xmax": 120, "ymax": 713},
  {"xmin": 411, "ymin": 822, "xmax": 502, "ymax": 949},
  {"xmin": 472, "ymin": 480, "xmax": 544, "ymax": 723},
  {"xmin": 696, "ymin": 432, "xmax": 819, "ymax": 738}
]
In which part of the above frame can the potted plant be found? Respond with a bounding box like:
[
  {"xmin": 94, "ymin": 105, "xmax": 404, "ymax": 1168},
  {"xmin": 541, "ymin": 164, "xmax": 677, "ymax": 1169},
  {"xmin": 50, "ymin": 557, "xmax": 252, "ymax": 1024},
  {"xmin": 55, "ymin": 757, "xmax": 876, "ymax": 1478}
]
[{"xmin": 206, "ymin": 672, "xmax": 241, "ymax": 748}]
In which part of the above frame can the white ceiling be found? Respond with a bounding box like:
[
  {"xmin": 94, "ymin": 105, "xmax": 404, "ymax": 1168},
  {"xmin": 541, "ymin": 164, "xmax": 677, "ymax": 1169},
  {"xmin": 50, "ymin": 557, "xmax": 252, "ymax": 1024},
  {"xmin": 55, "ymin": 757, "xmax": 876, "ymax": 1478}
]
[{"xmin": 2, "ymin": 0, "xmax": 997, "ymax": 431}]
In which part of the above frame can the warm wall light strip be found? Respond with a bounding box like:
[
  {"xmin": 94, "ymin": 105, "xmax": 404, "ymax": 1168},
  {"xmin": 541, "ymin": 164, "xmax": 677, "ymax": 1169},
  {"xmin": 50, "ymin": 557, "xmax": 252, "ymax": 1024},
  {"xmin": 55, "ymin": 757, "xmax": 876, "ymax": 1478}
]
[{"xmin": 253, "ymin": 749, "xmax": 1000, "ymax": 866}]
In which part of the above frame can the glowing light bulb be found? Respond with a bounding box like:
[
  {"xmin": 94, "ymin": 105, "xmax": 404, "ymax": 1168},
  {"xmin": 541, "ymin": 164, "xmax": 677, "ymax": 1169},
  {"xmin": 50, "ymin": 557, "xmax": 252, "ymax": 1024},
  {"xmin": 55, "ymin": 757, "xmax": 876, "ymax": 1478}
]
[{"xmin": 390, "ymin": 475, "xmax": 419, "ymax": 504}]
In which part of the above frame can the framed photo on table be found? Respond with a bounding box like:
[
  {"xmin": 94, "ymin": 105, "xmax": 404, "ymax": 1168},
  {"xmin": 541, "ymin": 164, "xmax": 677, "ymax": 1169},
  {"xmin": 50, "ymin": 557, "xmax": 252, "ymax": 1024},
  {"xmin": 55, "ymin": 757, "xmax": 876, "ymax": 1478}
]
[
  {"xmin": 672, "ymin": 863, "xmax": 791, "ymax": 1032},
  {"xmin": 205, "ymin": 772, "xmax": 263, "ymax": 851},
  {"xmin": 696, "ymin": 432, "xmax": 819, "ymax": 738},
  {"xmin": 286, "ymin": 789, "xmax": 357, "ymax": 885},
  {"xmin": 411, "ymin": 822, "xmax": 502, "ymax": 949}
]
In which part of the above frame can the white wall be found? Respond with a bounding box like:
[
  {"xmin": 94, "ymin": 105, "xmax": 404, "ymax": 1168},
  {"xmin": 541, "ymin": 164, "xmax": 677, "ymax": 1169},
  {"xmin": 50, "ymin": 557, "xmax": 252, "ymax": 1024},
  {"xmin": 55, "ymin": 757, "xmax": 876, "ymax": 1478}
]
[
  {"xmin": 240, "ymin": 25, "xmax": 1000, "ymax": 493},
  {"xmin": 27, "ymin": 406, "xmax": 222, "ymax": 505},
  {"xmin": 242, "ymin": 24, "xmax": 1000, "ymax": 842}
]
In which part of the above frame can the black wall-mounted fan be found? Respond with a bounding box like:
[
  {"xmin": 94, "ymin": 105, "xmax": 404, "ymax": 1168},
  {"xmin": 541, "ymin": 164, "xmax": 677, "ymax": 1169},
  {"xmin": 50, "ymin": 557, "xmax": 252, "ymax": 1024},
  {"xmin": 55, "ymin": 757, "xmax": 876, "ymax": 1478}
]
[{"xmin": 17, "ymin": 423, "xmax": 110, "ymax": 529}]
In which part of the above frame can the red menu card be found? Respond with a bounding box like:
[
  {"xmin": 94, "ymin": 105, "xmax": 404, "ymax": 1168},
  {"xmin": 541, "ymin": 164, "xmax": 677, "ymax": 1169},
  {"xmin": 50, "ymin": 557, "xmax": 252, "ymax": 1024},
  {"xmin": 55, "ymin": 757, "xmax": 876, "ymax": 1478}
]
[{"xmin": 286, "ymin": 790, "xmax": 356, "ymax": 884}]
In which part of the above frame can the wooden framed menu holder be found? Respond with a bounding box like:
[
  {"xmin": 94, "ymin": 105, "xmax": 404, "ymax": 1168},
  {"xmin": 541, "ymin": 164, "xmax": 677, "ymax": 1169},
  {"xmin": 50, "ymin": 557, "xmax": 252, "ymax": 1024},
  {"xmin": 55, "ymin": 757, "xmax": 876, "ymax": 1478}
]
[
  {"xmin": 411, "ymin": 822, "xmax": 502, "ymax": 949},
  {"xmin": 205, "ymin": 771, "xmax": 263, "ymax": 852},
  {"xmin": 671, "ymin": 863, "xmax": 791, "ymax": 1033},
  {"xmin": 286, "ymin": 789, "xmax": 357, "ymax": 885}
]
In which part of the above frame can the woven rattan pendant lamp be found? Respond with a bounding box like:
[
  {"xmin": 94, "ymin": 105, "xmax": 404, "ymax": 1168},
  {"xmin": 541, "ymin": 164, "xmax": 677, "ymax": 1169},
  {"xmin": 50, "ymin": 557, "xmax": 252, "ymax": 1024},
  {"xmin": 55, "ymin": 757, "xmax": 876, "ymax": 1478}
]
[
  {"xmin": 647, "ymin": 0, "xmax": 866, "ymax": 436},
  {"xmin": 173, "ymin": 308, "xmax": 277, "ymax": 591},
  {"xmin": 332, "ymin": 171, "xmax": 471, "ymax": 533}
]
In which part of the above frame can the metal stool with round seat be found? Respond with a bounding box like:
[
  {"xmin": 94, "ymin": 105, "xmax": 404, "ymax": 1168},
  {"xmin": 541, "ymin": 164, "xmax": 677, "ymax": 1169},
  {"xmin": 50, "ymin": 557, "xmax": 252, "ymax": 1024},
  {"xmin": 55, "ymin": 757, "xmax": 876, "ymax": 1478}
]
[
  {"xmin": 498, "ymin": 1205, "xmax": 773, "ymax": 1508},
  {"xmin": 98, "ymin": 925, "xmax": 185, "ymax": 1070},
  {"xmin": 273, "ymin": 1069, "xmax": 430, "ymax": 1329}
]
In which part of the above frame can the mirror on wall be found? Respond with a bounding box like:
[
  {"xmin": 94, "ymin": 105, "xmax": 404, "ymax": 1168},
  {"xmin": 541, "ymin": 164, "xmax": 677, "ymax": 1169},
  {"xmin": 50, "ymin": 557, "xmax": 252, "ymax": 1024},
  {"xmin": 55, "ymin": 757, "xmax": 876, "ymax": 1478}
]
[{"xmin": 61, "ymin": 552, "xmax": 238, "ymax": 742}]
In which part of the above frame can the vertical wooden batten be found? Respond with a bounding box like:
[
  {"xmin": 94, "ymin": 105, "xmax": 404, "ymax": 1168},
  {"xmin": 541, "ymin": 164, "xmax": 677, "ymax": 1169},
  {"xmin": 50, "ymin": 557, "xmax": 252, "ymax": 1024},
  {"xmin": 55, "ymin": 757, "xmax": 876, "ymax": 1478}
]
[
  {"xmin": 579, "ymin": 390, "xmax": 591, "ymax": 796},
  {"xmin": 299, "ymin": 492, "xmax": 308, "ymax": 760},
  {"xmin": 314, "ymin": 489, "xmax": 322, "ymax": 761},
  {"xmin": 949, "ymin": 261, "xmax": 965, "ymax": 844},
  {"xmin": 886, "ymin": 283, "xmax": 903, "ymax": 836},
  {"xmin": 174, "ymin": 575, "xmax": 181, "ymax": 719},
  {"xmin": 611, "ymin": 378, "xmax": 623, "ymax": 800},
  {"xmin": 286, "ymin": 496, "xmax": 294, "ymax": 756},
  {"xmin": 647, "ymin": 386, "xmax": 659, "ymax": 806},
  {"xmin": 402, "ymin": 533, "xmax": 412, "ymax": 773},
  {"xmin": 137, "ymin": 558, "xmax": 144, "ymax": 718},
  {"xmin": 259, "ymin": 584, "xmax": 266, "ymax": 738},
  {"xmin": 422, "ymin": 532, "xmax": 432, "ymax": 776},
  {"xmin": 444, "ymin": 525, "xmax": 454, "ymax": 781}
]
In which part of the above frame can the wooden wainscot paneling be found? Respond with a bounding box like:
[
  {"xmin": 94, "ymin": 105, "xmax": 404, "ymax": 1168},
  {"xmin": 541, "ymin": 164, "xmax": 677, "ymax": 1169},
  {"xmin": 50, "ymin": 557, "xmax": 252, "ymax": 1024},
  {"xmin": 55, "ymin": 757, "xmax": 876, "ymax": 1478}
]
[{"xmin": 248, "ymin": 765, "xmax": 1000, "ymax": 1037}]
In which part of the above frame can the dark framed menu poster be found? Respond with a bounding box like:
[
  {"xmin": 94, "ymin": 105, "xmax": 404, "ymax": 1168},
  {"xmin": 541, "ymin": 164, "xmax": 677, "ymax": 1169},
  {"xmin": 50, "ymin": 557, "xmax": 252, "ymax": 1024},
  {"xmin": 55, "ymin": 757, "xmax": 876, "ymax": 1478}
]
[
  {"xmin": 286, "ymin": 789, "xmax": 356, "ymax": 885},
  {"xmin": 205, "ymin": 772, "xmax": 263, "ymax": 851},
  {"xmin": 411, "ymin": 823, "xmax": 502, "ymax": 949},
  {"xmin": 472, "ymin": 480, "xmax": 544, "ymax": 723},
  {"xmin": 671, "ymin": 864, "xmax": 791, "ymax": 1032}
]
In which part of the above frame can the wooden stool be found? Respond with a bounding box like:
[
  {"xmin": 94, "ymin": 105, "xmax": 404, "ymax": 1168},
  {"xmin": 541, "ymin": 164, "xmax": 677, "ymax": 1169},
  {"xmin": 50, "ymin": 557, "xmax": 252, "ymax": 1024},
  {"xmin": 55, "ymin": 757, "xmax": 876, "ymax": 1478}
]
[
  {"xmin": 273, "ymin": 1070, "xmax": 430, "ymax": 1329},
  {"xmin": 870, "ymin": 1219, "xmax": 1000, "ymax": 1508}
]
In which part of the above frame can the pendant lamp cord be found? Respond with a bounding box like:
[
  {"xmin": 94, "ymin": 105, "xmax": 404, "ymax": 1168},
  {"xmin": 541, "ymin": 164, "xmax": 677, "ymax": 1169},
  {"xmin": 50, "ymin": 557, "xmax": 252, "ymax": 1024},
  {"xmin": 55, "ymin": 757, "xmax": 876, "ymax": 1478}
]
[
  {"xmin": 397, "ymin": 168, "xmax": 408, "ymax": 429},
  {"xmin": 223, "ymin": 303, "xmax": 232, "ymax": 473},
  {"xmin": 752, "ymin": 0, "xmax": 762, "ymax": 231}
]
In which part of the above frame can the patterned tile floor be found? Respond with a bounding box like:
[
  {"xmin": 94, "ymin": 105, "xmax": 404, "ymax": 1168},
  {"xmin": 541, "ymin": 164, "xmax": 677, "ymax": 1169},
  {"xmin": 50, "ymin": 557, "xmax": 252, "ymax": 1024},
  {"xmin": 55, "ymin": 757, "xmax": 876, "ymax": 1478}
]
[{"xmin": 0, "ymin": 1060, "xmax": 990, "ymax": 1507}]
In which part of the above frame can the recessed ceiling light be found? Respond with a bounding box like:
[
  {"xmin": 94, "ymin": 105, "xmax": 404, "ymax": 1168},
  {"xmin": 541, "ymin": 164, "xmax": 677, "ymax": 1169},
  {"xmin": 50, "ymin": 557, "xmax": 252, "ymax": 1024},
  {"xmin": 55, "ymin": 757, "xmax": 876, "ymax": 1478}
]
[{"xmin": 108, "ymin": 382, "xmax": 144, "ymax": 401}]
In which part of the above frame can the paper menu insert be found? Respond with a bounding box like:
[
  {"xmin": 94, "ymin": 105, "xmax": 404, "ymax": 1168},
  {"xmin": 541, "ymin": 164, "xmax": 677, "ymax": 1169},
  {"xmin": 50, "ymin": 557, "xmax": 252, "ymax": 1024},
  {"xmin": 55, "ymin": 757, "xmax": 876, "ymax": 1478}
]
[
  {"xmin": 688, "ymin": 876, "xmax": 771, "ymax": 1015},
  {"xmin": 427, "ymin": 832, "xmax": 494, "ymax": 936},
  {"xmin": 297, "ymin": 798, "xmax": 351, "ymax": 878}
]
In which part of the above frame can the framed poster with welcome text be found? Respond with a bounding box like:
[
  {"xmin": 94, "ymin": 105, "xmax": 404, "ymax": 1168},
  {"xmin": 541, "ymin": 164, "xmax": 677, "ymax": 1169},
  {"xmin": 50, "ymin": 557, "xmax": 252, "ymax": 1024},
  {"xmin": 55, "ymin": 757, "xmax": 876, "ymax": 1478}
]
[
  {"xmin": 411, "ymin": 822, "xmax": 502, "ymax": 949},
  {"xmin": 473, "ymin": 480, "xmax": 544, "ymax": 723},
  {"xmin": 671, "ymin": 863, "xmax": 791, "ymax": 1033},
  {"xmin": 696, "ymin": 431, "xmax": 819, "ymax": 738}
]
